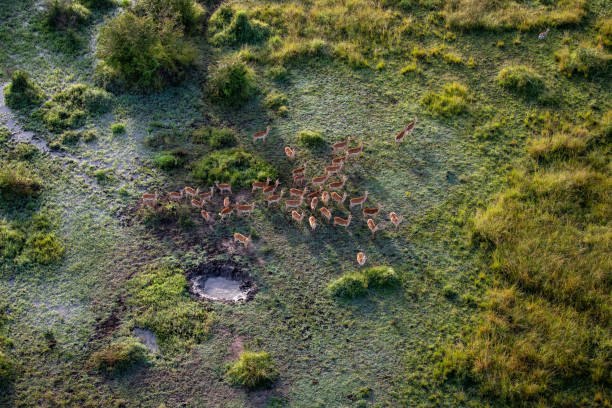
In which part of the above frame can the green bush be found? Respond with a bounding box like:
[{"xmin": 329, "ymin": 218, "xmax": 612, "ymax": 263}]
[
  {"xmin": 208, "ymin": 56, "xmax": 257, "ymax": 107},
  {"xmin": 497, "ymin": 65, "xmax": 545, "ymax": 97},
  {"xmin": 138, "ymin": 201, "xmax": 193, "ymax": 229},
  {"xmin": 0, "ymin": 162, "xmax": 43, "ymax": 198},
  {"xmin": 96, "ymin": 12, "xmax": 196, "ymax": 91},
  {"xmin": 44, "ymin": 0, "xmax": 91, "ymax": 29},
  {"xmin": 21, "ymin": 232, "xmax": 66, "ymax": 265},
  {"xmin": 598, "ymin": 17, "xmax": 612, "ymax": 49},
  {"xmin": 134, "ymin": 0, "xmax": 206, "ymax": 34},
  {"xmin": 91, "ymin": 338, "xmax": 147, "ymax": 373},
  {"xmin": 210, "ymin": 9, "xmax": 271, "ymax": 46},
  {"xmin": 298, "ymin": 130, "xmax": 326, "ymax": 149},
  {"xmin": 41, "ymin": 84, "xmax": 112, "ymax": 131},
  {"xmin": 12, "ymin": 143, "xmax": 39, "ymax": 161},
  {"xmin": 191, "ymin": 127, "xmax": 238, "ymax": 149},
  {"xmin": 59, "ymin": 130, "xmax": 81, "ymax": 145},
  {"xmin": 0, "ymin": 351, "xmax": 15, "ymax": 389},
  {"xmin": 362, "ymin": 266, "xmax": 400, "ymax": 289},
  {"xmin": 555, "ymin": 45, "xmax": 612, "ymax": 78},
  {"xmin": 153, "ymin": 152, "xmax": 181, "ymax": 169},
  {"xmin": 78, "ymin": 0, "xmax": 116, "ymax": 8},
  {"xmin": 328, "ymin": 266, "xmax": 400, "ymax": 298},
  {"xmin": 226, "ymin": 351, "xmax": 278, "ymax": 389},
  {"xmin": 421, "ymin": 82, "xmax": 469, "ymax": 117},
  {"xmin": 110, "ymin": 122, "xmax": 125, "ymax": 134},
  {"xmin": 192, "ymin": 148, "xmax": 277, "ymax": 189},
  {"xmin": 264, "ymin": 92, "xmax": 287, "ymax": 110},
  {"xmin": 3, "ymin": 70, "xmax": 45, "ymax": 110},
  {"xmin": 0, "ymin": 221, "xmax": 26, "ymax": 260}
]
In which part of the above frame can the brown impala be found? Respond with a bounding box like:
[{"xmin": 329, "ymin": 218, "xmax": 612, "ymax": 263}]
[
  {"xmin": 266, "ymin": 189, "xmax": 285, "ymax": 207},
  {"xmin": 346, "ymin": 140, "xmax": 364, "ymax": 158},
  {"xmin": 331, "ymin": 192, "xmax": 347, "ymax": 206},
  {"xmin": 219, "ymin": 206, "xmax": 233, "ymax": 220},
  {"xmin": 349, "ymin": 191, "xmax": 369, "ymax": 209},
  {"xmin": 252, "ymin": 177, "xmax": 271, "ymax": 193},
  {"xmin": 169, "ymin": 191, "xmax": 183, "ymax": 202},
  {"xmin": 367, "ymin": 218, "xmax": 383, "ymax": 236},
  {"xmin": 309, "ymin": 216, "xmax": 317, "ymax": 231},
  {"xmin": 215, "ymin": 181, "xmax": 232, "ymax": 195},
  {"xmin": 328, "ymin": 175, "xmax": 348, "ymax": 191},
  {"xmin": 253, "ymin": 125, "xmax": 270, "ymax": 143},
  {"xmin": 236, "ymin": 202, "xmax": 256, "ymax": 216},
  {"xmin": 289, "ymin": 187, "xmax": 308, "ymax": 199},
  {"xmin": 142, "ymin": 193, "xmax": 158, "ymax": 207},
  {"xmin": 291, "ymin": 211, "xmax": 305, "ymax": 224},
  {"xmin": 357, "ymin": 252, "xmax": 367, "ymax": 266},
  {"xmin": 233, "ymin": 233, "xmax": 250, "ymax": 247},
  {"xmin": 332, "ymin": 136, "xmax": 351, "ymax": 154},
  {"xmin": 201, "ymin": 209, "xmax": 213, "ymax": 223},
  {"xmin": 389, "ymin": 212, "xmax": 404, "ymax": 230},
  {"xmin": 311, "ymin": 174, "xmax": 329, "ymax": 188},
  {"xmin": 263, "ymin": 179, "xmax": 280, "ymax": 196},
  {"xmin": 285, "ymin": 146, "xmax": 296, "ymax": 160},
  {"xmin": 184, "ymin": 186, "xmax": 199, "ymax": 200},
  {"xmin": 395, "ymin": 117, "xmax": 417, "ymax": 144},
  {"xmin": 333, "ymin": 214, "xmax": 352, "ymax": 230},
  {"xmin": 319, "ymin": 207, "xmax": 332, "ymax": 222},
  {"xmin": 199, "ymin": 186, "xmax": 214, "ymax": 202},
  {"xmin": 362, "ymin": 203, "xmax": 382, "ymax": 219}
]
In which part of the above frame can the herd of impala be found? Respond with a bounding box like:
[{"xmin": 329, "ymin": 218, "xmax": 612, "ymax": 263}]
[{"xmin": 142, "ymin": 118, "xmax": 417, "ymax": 266}]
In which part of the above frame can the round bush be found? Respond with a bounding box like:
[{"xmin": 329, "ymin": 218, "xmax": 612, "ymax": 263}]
[
  {"xmin": 44, "ymin": 0, "xmax": 91, "ymax": 29},
  {"xmin": 327, "ymin": 273, "xmax": 368, "ymax": 298},
  {"xmin": 298, "ymin": 130, "xmax": 326, "ymax": 148},
  {"xmin": 3, "ymin": 70, "xmax": 44, "ymax": 110},
  {"xmin": 208, "ymin": 57, "xmax": 256, "ymax": 107},
  {"xmin": 226, "ymin": 351, "xmax": 278, "ymax": 389},
  {"xmin": 153, "ymin": 152, "xmax": 181, "ymax": 169},
  {"xmin": 91, "ymin": 338, "xmax": 147, "ymax": 373},
  {"xmin": 497, "ymin": 65, "xmax": 544, "ymax": 97},
  {"xmin": 362, "ymin": 266, "xmax": 400, "ymax": 289},
  {"xmin": 134, "ymin": 0, "xmax": 206, "ymax": 34}
]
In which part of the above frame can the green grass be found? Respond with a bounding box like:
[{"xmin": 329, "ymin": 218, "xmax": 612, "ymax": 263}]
[
  {"xmin": 297, "ymin": 130, "xmax": 326, "ymax": 149},
  {"xmin": 226, "ymin": 351, "xmax": 278, "ymax": 389},
  {"xmin": 421, "ymin": 82, "xmax": 470, "ymax": 117},
  {"xmin": 328, "ymin": 266, "xmax": 400, "ymax": 298},
  {"xmin": 555, "ymin": 44, "xmax": 612, "ymax": 78},
  {"xmin": 3, "ymin": 70, "xmax": 45, "ymax": 110},
  {"xmin": 91, "ymin": 338, "xmax": 147, "ymax": 373},
  {"xmin": 207, "ymin": 56, "xmax": 257, "ymax": 107},
  {"xmin": 497, "ymin": 65, "xmax": 545, "ymax": 98}
]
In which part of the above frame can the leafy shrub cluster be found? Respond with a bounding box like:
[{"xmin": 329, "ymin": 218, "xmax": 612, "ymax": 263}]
[
  {"xmin": 298, "ymin": 130, "xmax": 325, "ymax": 149},
  {"xmin": 138, "ymin": 201, "xmax": 194, "ymax": 229},
  {"xmin": 153, "ymin": 152, "xmax": 182, "ymax": 170},
  {"xmin": 263, "ymin": 92, "xmax": 288, "ymax": 112},
  {"xmin": 40, "ymin": 84, "xmax": 112, "ymax": 131},
  {"xmin": 3, "ymin": 71, "xmax": 45, "ymax": 110},
  {"xmin": 0, "ymin": 213, "xmax": 65, "ymax": 265},
  {"xmin": 0, "ymin": 307, "xmax": 15, "ymax": 390},
  {"xmin": 226, "ymin": 351, "xmax": 278, "ymax": 389},
  {"xmin": 134, "ymin": 0, "xmax": 206, "ymax": 34},
  {"xmin": 421, "ymin": 82, "xmax": 469, "ymax": 117},
  {"xmin": 554, "ymin": 44, "xmax": 612, "ymax": 78},
  {"xmin": 207, "ymin": 57, "xmax": 257, "ymax": 107},
  {"xmin": 0, "ymin": 161, "xmax": 43, "ymax": 199},
  {"xmin": 44, "ymin": 0, "xmax": 91, "ymax": 30},
  {"xmin": 191, "ymin": 126, "xmax": 238, "ymax": 149},
  {"xmin": 497, "ymin": 65, "xmax": 544, "ymax": 98},
  {"xmin": 209, "ymin": 7, "xmax": 271, "ymax": 46},
  {"xmin": 328, "ymin": 266, "xmax": 400, "ymax": 298},
  {"xmin": 598, "ymin": 17, "xmax": 612, "ymax": 49},
  {"xmin": 129, "ymin": 265, "xmax": 212, "ymax": 348},
  {"xmin": 91, "ymin": 338, "xmax": 147, "ymax": 373},
  {"xmin": 192, "ymin": 148, "xmax": 277, "ymax": 189}
]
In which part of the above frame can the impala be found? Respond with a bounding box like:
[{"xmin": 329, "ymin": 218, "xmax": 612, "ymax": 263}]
[
  {"xmin": 291, "ymin": 211, "xmax": 305, "ymax": 224},
  {"xmin": 362, "ymin": 203, "xmax": 382, "ymax": 219},
  {"xmin": 309, "ymin": 216, "xmax": 317, "ymax": 231},
  {"xmin": 349, "ymin": 191, "xmax": 368, "ymax": 209},
  {"xmin": 191, "ymin": 198, "xmax": 204, "ymax": 209},
  {"xmin": 324, "ymin": 164, "xmax": 343, "ymax": 176},
  {"xmin": 346, "ymin": 140, "xmax": 364, "ymax": 158},
  {"xmin": 319, "ymin": 207, "xmax": 332, "ymax": 222},
  {"xmin": 266, "ymin": 189, "xmax": 285, "ymax": 207},
  {"xmin": 236, "ymin": 202, "xmax": 256, "ymax": 216},
  {"xmin": 233, "ymin": 232, "xmax": 250, "ymax": 247},
  {"xmin": 311, "ymin": 174, "xmax": 329, "ymax": 188},
  {"xmin": 201, "ymin": 209, "xmax": 213, "ymax": 223},
  {"xmin": 293, "ymin": 174, "xmax": 305, "ymax": 186},
  {"xmin": 331, "ymin": 191, "xmax": 347, "ymax": 206},
  {"xmin": 169, "ymin": 191, "xmax": 183, "ymax": 202},
  {"xmin": 253, "ymin": 125, "xmax": 270, "ymax": 143},
  {"xmin": 199, "ymin": 187, "xmax": 214, "ymax": 202},
  {"xmin": 357, "ymin": 252, "xmax": 367, "ymax": 266},
  {"xmin": 292, "ymin": 164, "xmax": 307, "ymax": 176},
  {"xmin": 333, "ymin": 214, "xmax": 352, "ymax": 230},
  {"xmin": 285, "ymin": 196, "xmax": 304, "ymax": 210},
  {"xmin": 310, "ymin": 196, "xmax": 318, "ymax": 211},
  {"xmin": 223, "ymin": 196, "xmax": 231, "ymax": 208},
  {"xmin": 215, "ymin": 181, "xmax": 232, "ymax": 195},
  {"xmin": 321, "ymin": 191, "xmax": 330, "ymax": 205},
  {"xmin": 538, "ymin": 28, "xmax": 550, "ymax": 41},
  {"xmin": 307, "ymin": 189, "xmax": 321, "ymax": 202},
  {"xmin": 289, "ymin": 187, "xmax": 308, "ymax": 199},
  {"xmin": 331, "ymin": 154, "xmax": 348, "ymax": 166},
  {"xmin": 263, "ymin": 179, "xmax": 280, "ymax": 196},
  {"xmin": 331, "ymin": 136, "xmax": 351, "ymax": 153},
  {"xmin": 219, "ymin": 206, "xmax": 233, "ymax": 220},
  {"xmin": 142, "ymin": 193, "xmax": 158, "ymax": 207},
  {"xmin": 284, "ymin": 146, "xmax": 296, "ymax": 160},
  {"xmin": 395, "ymin": 117, "xmax": 418, "ymax": 144},
  {"xmin": 184, "ymin": 186, "xmax": 199, "ymax": 200},
  {"xmin": 367, "ymin": 218, "xmax": 383, "ymax": 236},
  {"xmin": 328, "ymin": 175, "xmax": 348, "ymax": 191},
  {"xmin": 389, "ymin": 212, "xmax": 404, "ymax": 230},
  {"xmin": 252, "ymin": 177, "xmax": 271, "ymax": 193}
]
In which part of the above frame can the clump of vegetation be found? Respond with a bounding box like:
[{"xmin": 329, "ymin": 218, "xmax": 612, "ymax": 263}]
[
  {"xmin": 0, "ymin": 350, "xmax": 16, "ymax": 390},
  {"xmin": 0, "ymin": 221, "xmax": 26, "ymax": 260},
  {"xmin": 110, "ymin": 122, "xmax": 125, "ymax": 135},
  {"xmin": 0, "ymin": 162, "xmax": 43, "ymax": 199},
  {"xmin": 12, "ymin": 143, "xmax": 39, "ymax": 161},
  {"xmin": 21, "ymin": 232, "xmax": 66, "ymax": 265},
  {"xmin": 192, "ymin": 148, "xmax": 277, "ymax": 189},
  {"xmin": 192, "ymin": 126, "xmax": 238, "ymax": 149},
  {"xmin": 528, "ymin": 131, "xmax": 588, "ymax": 162},
  {"xmin": 554, "ymin": 44, "xmax": 612, "ymax": 78},
  {"xmin": 333, "ymin": 42, "xmax": 369, "ymax": 68},
  {"xmin": 328, "ymin": 266, "xmax": 400, "ymax": 298},
  {"xmin": 497, "ymin": 65, "xmax": 544, "ymax": 97},
  {"xmin": 44, "ymin": 0, "xmax": 91, "ymax": 30},
  {"xmin": 421, "ymin": 82, "xmax": 469, "ymax": 117},
  {"xmin": 0, "ymin": 213, "xmax": 65, "ymax": 265},
  {"xmin": 79, "ymin": 0, "xmax": 116, "ymax": 9},
  {"xmin": 474, "ymin": 118, "xmax": 506, "ymax": 140},
  {"xmin": 226, "ymin": 351, "xmax": 278, "ymax": 389},
  {"xmin": 138, "ymin": 201, "xmax": 194, "ymax": 229},
  {"xmin": 40, "ymin": 84, "xmax": 112, "ymax": 131},
  {"xmin": 91, "ymin": 338, "xmax": 147, "ymax": 373},
  {"xmin": 129, "ymin": 265, "xmax": 213, "ymax": 347},
  {"xmin": 298, "ymin": 130, "xmax": 325, "ymax": 148},
  {"xmin": 209, "ymin": 8, "xmax": 271, "ymax": 46},
  {"xmin": 3, "ymin": 70, "xmax": 45, "ymax": 110},
  {"xmin": 598, "ymin": 17, "xmax": 612, "ymax": 48},
  {"xmin": 207, "ymin": 56, "xmax": 257, "ymax": 107},
  {"xmin": 263, "ymin": 92, "xmax": 287, "ymax": 111},
  {"xmin": 96, "ymin": 12, "xmax": 196, "ymax": 91},
  {"xmin": 134, "ymin": 0, "xmax": 206, "ymax": 34},
  {"xmin": 153, "ymin": 152, "xmax": 182, "ymax": 169}
]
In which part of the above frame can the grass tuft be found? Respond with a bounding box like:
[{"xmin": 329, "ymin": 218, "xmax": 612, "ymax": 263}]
[
  {"xmin": 497, "ymin": 65, "xmax": 544, "ymax": 97},
  {"xmin": 3, "ymin": 70, "xmax": 45, "ymax": 110},
  {"xmin": 298, "ymin": 130, "xmax": 325, "ymax": 149},
  {"xmin": 226, "ymin": 351, "xmax": 278, "ymax": 389},
  {"xmin": 208, "ymin": 56, "xmax": 257, "ymax": 107},
  {"xmin": 91, "ymin": 338, "xmax": 147, "ymax": 373},
  {"xmin": 421, "ymin": 82, "xmax": 469, "ymax": 117},
  {"xmin": 328, "ymin": 266, "xmax": 400, "ymax": 298}
]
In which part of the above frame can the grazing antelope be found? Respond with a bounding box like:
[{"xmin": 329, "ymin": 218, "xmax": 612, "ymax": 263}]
[
  {"xmin": 292, "ymin": 164, "xmax": 307, "ymax": 177},
  {"xmin": 215, "ymin": 181, "xmax": 232, "ymax": 195},
  {"xmin": 319, "ymin": 207, "xmax": 332, "ymax": 222},
  {"xmin": 349, "ymin": 191, "xmax": 368, "ymax": 209},
  {"xmin": 332, "ymin": 136, "xmax": 351, "ymax": 154},
  {"xmin": 184, "ymin": 186, "xmax": 199, "ymax": 200},
  {"xmin": 357, "ymin": 252, "xmax": 367, "ymax": 266},
  {"xmin": 325, "ymin": 164, "xmax": 343, "ymax": 177},
  {"xmin": 291, "ymin": 211, "xmax": 305, "ymax": 224},
  {"xmin": 367, "ymin": 218, "xmax": 383, "ymax": 237},
  {"xmin": 169, "ymin": 191, "xmax": 183, "ymax": 202},
  {"xmin": 311, "ymin": 174, "xmax": 329, "ymax": 188},
  {"xmin": 331, "ymin": 191, "xmax": 347, "ymax": 206},
  {"xmin": 142, "ymin": 193, "xmax": 158, "ymax": 207},
  {"xmin": 389, "ymin": 212, "xmax": 404, "ymax": 230},
  {"xmin": 310, "ymin": 196, "xmax": 318, "ymax": 211},
  {"xmin": 285, "ymin": 196, "xmax": 304, "ymax": 210},
  {"xmin": 395, "ymin": 117, "xmax": 418, "ymax": 144},
  {"xmin": 293, "ymin": 174, "xmax": 305, "ymax": 186},
  {"xmin": 199, "ymin": 187, "xmax": 214, "ymax": 202},
  {"xmin": 201, "ymin": 209, "xmax": 213, "ymax": 223},
  {"xmin": 284, "ymin": 146, "xmax": 296, "ymax": 160},
  {"xmin": 538, "ymin": 28, "xmax": 550, "ymax": 41},
  {"xmin": 289, "ymin": 187, "xmax": 308, "ymax": 199},
  {"xmin": 252, "ymin": 177, "xmax": 271, "ymax": 193},
  {"xmin": 333, "ymin": 214, "xmax": 352, "ymax": 230},
  {"xmin": 346, "ymin": 140, "xmax": 364, "ymax": 158},
  {"xmin": 236, "ymin": 202, "xmax": 256, "ymax": 216},
  {"xmin": 309, "ymin": 216, "xmax": 317, "ymax": 231},
  {"xmin": 219, "ymin": 206, "xmax": 233, "ymax": 220},
  {"xmin": 363, "ymin": 203, "xmax": 382, "ymax": 219},
  {"xmin": 253, "ymin": 125, "xmax": 270, "ymax": 143},
  {"xmin": 223, "ymin": 196, "xmax": 231, "ymax": 208},
  {"xmin": 266, "ymin": 189, "xmax": 285, "ymax": 207},
  {"xmin": 233, "ymin": 232, "xmax": 250, "ymax": 247},
  {"xmin": 328, "ymin": 175, "xmax": 348, "ymax": 191},
  {"xmin": 263, "ymin": 179, "xmax": 280, "ymax": 196},
  {"xmin": 321, "ymin": 191, "xmax": 330, "ymax": 205},
  {"xmin": 332, "ymin": 154, "xmax": 348, "ymax": 166},
  {"xmin": 191, "ymin": 198, "xmax": 204, "ymax": 209},
  {"xmin": 307, "ymin": 189, "xmax": 321, "ymax": 203}
]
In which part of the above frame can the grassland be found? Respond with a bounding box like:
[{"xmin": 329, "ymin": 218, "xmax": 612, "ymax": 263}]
[{"xmin": 0, "ymin": 0, "xmax": 610, "ymax": 407}]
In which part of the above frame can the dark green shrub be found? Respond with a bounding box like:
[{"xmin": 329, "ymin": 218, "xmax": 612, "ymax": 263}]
[
  {"xmin": 210, "ymin": 9, "xmax": 271, "ymax": 46},
  {"xmin": 555, "ymin": 45, "xmax": 612, "ymax": 78},
  {"xmin": 264, "ymin": 92, "xmax": 287, "ymax": 110},
  {"xmin": 110, "ymin": 122, "xmax": 125, "ymax": 134},
  {"xmin": 21, "ymin": 232, "xmax": 65, "ymax": 265},
  {"xmin": 78, "ymin": 0, "xmax": 115, "ymax": 9},
  {"xmin": 598, "ymin": 17, "xmax": 612, "ymax": 49},
  {"xmin": 226, "ymin": 351, "xmax": 278, "ymax": 389},
  {"xmin": 138, "ymin": 201, "xmax": 193, "ymax": 229},
  {"xmin": 0, "ymin": 221, "xmax": 26, "ymax": 260},
  {"xmin": 0, "ymin": 351, "xmax": 15, "ymax": 389},
  {"xmin": 134, "ymin": 0, "xmax": 206, "ymax": 34},
  {"xmin": 3, "ymin": 71, "xmax": 45, "ymax": 110},
  {"xmin": 298, "ymin": 130, "xmax": 326, "ymax": 148},
  {"xmin": 191, "ymin": 126, "xmax": 238, "ymax": 149},
  {"xmin": 44, "ymin": 0, "xmax": 91, "ymax": 29},
  {"xmin": 421, "ymin": 82, "xmax": 469, "ymax": 117},
  {"xmin": 362, "ymin": 266, "xmax": 400, "ymax": 289},
  {"xmin": 12, "ymin": 143, "xmax": 39, "ymax": 161},
  {"xmin": 192, "ymin": 148, "xmax": 277, "ymax": 189},
  {"xmin": 153, "ymin": 152, "xmax": 181, "ymax": 169},
  {"xmin": 96, "ymin": 12, "xmax": 196, "ymax": 91},
  {"xmin": 327, "ymin": 273, "xmax": 368, "ymax": 298},
  {"xmin": 59, "ymin": 130, "xmax": 81, "ymax": 145},
  {"xmin": 442, "ymin": 284, "xmax": 458, "ymax": 299},
  {"xmin": 91, "ymin": 338, "xmax": 147, "ymax": 373},
  {"xmin": 208, "ymin": 57, "xmax": 257, "ymax": 107},
  {"xmin": 497, "ymin": 65, "xmax": 545, "ymax": 97},
  {"xmin": 82, "ymin": 129, "xmax": 98, "ymax": 142},
  {"xmin": 265, "ymin": 66, "xmax": 289, "ymax": 82},
  {"xmin": 0, "ymin": 162, "xmax": 43, "ymax": 198},
  {"xmin": 41, "ymin": 84, "xmax": 112, "ymax": 131}
]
